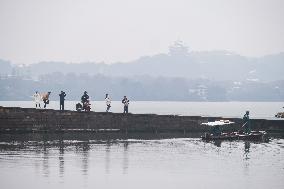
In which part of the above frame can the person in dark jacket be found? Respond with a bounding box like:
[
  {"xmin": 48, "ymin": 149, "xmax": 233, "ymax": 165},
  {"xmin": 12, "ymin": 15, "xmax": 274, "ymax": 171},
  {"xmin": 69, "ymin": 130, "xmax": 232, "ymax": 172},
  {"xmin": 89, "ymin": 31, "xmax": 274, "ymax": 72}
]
[
  {"xmin": 122, "ymin": 96, "xmax": 129, "ymax": 113},
  {"xmin": 81, "ymin": 91, "xmax": 89, "ymax": 104},
  {"xmin": 81, "ymin": 91, "xmax": 91, "ymax": 111},
  {"xmin": 59, "ymin": 91, "xmax": 66, "ymax": 110},
  {"xmin": 242, "ymin": 111, "xmax": 251, "ymax": 134}
]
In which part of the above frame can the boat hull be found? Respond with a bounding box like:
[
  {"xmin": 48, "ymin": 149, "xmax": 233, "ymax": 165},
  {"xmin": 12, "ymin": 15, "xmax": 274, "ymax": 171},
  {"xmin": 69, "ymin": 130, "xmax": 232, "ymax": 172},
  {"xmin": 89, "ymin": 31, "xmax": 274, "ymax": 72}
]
[{"xmin": 201, "ymin": 131, "xmax": 268, "ymax": 141}]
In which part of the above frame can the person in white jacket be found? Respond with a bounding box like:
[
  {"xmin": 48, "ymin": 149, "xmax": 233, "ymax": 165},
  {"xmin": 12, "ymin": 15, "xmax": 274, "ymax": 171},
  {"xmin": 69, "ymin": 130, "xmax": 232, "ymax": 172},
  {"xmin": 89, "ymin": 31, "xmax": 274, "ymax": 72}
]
[
  {"xmin": 105, "ymin": 93, "xmax": 111, "ymax": 112},
  {"xmin": 33, "ymin": 91, "xmax": 41, "ymax": 108}
]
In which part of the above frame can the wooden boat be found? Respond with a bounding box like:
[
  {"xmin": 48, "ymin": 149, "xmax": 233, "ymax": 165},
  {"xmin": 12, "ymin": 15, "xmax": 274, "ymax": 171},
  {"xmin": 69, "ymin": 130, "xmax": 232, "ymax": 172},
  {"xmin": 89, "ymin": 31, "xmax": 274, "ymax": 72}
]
[
  {"xmin": 201, "ymin": 120, "xmax": 268, "ymax": 141},
  {"xmin": 201, "ymin": 131, "xmax": 268, "ymax": 141}
]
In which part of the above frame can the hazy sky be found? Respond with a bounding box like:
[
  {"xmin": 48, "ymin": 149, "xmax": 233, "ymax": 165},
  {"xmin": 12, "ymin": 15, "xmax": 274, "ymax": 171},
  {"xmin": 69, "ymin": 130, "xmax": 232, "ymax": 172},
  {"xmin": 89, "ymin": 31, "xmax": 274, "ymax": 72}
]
[{"xmin": 0, "ymin": 0, "xmax": 284, "ymax": 64}]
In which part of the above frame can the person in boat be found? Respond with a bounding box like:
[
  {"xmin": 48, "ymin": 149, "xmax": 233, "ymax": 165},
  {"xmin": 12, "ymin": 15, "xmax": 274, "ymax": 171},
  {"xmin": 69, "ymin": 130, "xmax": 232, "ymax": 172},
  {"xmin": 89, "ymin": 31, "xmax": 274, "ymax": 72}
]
[
  {"xmin": 42, "ymin": 91, "xmax": 51, "ymax": 108},
  {"xmin": 105, "ymin": 93, "xmax": 111, "ymax": 112},
  {"xmin": 81, "ymin": 91, "xmax": 91, "ymax": 111},
  {"xmin": 59, "ymin": 91, "xmax": 66, "ymax": 110},
  {"xmin": 242, "ymin": 111, "xmax": 251, "ymax": 134},
  {"xmin": 33, "ymin": 91, "xmax": 41, "ymax": 108},
  {"xmin": 122, "ymin": 96, "xmax": 129, "ymax": 113},
  {"xmin": 211, "ymin": 125, "xmax": 222, "ymax": 136}
]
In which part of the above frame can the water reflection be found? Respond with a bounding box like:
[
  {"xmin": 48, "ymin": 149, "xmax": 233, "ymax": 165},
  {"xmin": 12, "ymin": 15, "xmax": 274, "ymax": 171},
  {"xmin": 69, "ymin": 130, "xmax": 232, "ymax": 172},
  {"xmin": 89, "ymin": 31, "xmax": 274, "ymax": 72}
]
[
  {"xmin": 202, "ymin": 139, "xmax": 222, "ymax": 147},
  {"xmin": 243, "ymin": 141, "xmax": 251, "ymax": 176},
  {"xmin": 81, "ymin": 142, "xmax": 90, "ymax": 176},
  {"xmin": 213, "ymin": 140, "xmax": 222, "ymax": 147},
  {"xmin": 207, "ymin": 139, "xmax": 252, "ymax": 154},
  {"xmin": 244, "ymin": 141, "xmax": 250, "ymax": 156},
  {"xmin": 58, "ymin": 137, "xmax": 64, "ymax": 178},
  {"xmin": 42, "ymin": 143, "xmax": 49, "ymax": 177},
  {"xmin": 105, "ymin": 141, "xmax": 111, "ymax": 174},
  {"xmin": 1, "ymin": 133, "xmax": 283, "ymax": 189},
  {"xmin": 123, "ymin": 141, "xmax": 129, "ymax": 174}
]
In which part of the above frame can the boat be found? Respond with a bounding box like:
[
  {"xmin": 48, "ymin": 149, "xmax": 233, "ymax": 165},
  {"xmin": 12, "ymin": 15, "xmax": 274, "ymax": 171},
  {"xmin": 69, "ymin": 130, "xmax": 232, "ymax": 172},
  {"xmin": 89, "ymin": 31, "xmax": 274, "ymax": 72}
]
[
  {"xmin": 201, "ymin": 120, "xmax": 268, "ymax": 141},
  {"xmin": 201, "ymin": 131, "xmax": 268, "ymax": 141}
]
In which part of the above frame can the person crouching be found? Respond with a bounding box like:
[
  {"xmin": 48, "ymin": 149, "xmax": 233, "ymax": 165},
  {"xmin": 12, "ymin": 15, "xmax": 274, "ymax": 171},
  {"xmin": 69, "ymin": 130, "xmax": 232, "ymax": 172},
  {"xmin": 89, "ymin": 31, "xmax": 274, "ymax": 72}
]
[
  {"xmin": 81, "ymin": 91, "xmax": 91, "ymax": 112},
  {"xmin": 42, "ymin": 92, "xmax": 51, "ymax": 108}
]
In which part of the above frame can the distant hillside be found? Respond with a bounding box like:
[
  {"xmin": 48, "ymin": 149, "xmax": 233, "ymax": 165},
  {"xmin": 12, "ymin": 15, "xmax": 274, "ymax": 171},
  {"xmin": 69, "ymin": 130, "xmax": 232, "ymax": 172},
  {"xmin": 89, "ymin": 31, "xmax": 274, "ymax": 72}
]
[
  {"xmin": 2, "ymin": 42, "xmax": 283, "ymax": 82},
  {"xmin": 0, "ymin": 59, "xmax": 12, "ymax": 75},
  {"xmin": 1, "ymin": 42, "xmax": 284, "ymax": 101}
]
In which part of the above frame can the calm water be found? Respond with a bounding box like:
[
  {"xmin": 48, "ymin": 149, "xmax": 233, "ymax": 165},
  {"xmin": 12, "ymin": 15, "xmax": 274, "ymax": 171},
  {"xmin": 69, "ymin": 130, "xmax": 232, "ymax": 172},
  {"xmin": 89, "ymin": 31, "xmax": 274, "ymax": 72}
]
[
  {"xmin": 1, "ymin": 101, "xmax": 284, "ymax": 189},
  {"xmin": 0, "ymin": 134, "xmax": 283, "ymax": 189},
  {"xmin": 0, "ymin": 101, "xmax": 284, "ymax": 119}
]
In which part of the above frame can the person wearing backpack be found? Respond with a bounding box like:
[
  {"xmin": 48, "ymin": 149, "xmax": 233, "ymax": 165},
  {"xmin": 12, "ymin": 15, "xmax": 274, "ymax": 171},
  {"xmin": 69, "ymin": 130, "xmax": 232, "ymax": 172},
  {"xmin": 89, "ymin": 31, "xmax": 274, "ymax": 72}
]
[{"xmin": 42, "ymin": 91, "xmax": 51, "ymax": 108}]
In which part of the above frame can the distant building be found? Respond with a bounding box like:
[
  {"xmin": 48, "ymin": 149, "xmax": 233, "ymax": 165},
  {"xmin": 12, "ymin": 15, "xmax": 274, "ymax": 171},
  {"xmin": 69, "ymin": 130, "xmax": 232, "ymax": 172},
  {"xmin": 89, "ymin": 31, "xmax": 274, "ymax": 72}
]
[{"xmin": 169, "ymin": 40, "xmax": 189, "ymax": 56}]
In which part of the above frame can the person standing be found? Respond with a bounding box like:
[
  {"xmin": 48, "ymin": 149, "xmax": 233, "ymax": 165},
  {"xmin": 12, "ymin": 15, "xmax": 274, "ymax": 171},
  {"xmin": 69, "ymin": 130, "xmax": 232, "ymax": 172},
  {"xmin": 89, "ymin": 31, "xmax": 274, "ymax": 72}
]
[
  {"xmin": 105, "ymin": 94, "xmax": 111, "ymax": 112},
  {"xmin": 42, "ymin": 91, "xmax": 51, "ymax": 108},
  {"xmin": 122, "ymin": 96, "xmax": 129, "ymax": 113},
  {"xmin": 59, "ymin": 91, "xmax": 66, "ymax": 110},
  {"xmin": 81, "ymin": 91, "xmax": 89, "ymax": 104},
  {"xmin": 33, "ymin": 91, "xmax": 41, "ymax": 108},
  {"xmin": 242, "ymin": 111, "xmax": 251, "ymax": 134}
]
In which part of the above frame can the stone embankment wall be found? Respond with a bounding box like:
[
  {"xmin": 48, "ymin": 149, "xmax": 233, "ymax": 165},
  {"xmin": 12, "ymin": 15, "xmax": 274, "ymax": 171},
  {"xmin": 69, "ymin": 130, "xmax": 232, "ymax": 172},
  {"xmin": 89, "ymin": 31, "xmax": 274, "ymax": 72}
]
[{"xmin": 0, "ymin": 106, "xmax": 283, "ymax": 133}]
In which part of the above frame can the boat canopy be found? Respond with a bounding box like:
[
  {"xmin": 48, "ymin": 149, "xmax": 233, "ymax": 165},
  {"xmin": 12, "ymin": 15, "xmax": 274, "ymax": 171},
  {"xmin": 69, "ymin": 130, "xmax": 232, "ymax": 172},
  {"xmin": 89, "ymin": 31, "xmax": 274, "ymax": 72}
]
[{"xmin": 201, "ymin": 120, "xmax": 234, "ymax": 127}]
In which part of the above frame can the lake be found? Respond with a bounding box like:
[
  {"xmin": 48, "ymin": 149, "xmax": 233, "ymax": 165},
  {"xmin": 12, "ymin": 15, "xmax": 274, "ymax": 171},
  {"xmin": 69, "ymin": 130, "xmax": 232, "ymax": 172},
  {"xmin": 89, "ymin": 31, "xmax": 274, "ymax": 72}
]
[
  {"xmin": 0, "ymin": 133, "xmax": 283, "ymax": 189},
  {"xmin": 0, "ymin": 101, "xmax": 284, "ymax": 119},
  {"xmin": 0, "ymin": 101, "xmax": 284, "ymax": 189}
]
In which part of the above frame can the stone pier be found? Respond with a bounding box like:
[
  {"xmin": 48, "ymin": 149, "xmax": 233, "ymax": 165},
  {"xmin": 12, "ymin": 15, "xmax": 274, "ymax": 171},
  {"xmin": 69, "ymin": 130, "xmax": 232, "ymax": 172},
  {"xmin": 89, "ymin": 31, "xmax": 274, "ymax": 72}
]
[{"xmin": 0, "ymin": 106, "xmax": 283, "ymax": 134}]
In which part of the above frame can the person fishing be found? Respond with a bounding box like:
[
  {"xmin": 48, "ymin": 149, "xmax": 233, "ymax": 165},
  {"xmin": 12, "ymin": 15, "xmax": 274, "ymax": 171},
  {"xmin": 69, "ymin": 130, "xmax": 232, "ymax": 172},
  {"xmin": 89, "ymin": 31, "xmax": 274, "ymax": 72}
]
[
  {"xmin": 33, "ymin": 91, "xmax": 41, "ymax": 108},
  {"xmin": 59, "ymin": 91, "xmax": 66, "ymax": 110},
  {"xmin": 81, "ymin": 91, "xmax": 91, "ymax": 111},
  {"xmin": 105, "ymin": 93, "xmax": 111, "ymax": 112},
  {"xmin": 122, "ymin": 96, "xmax": 129, "ymax": 113},
  {"xmin": 242, "ymin": 111, "xmax": 251, "ymax": 134},
  {"xmin": 42, "ymin": 91, "xmax": 51, "ymax": 108}
]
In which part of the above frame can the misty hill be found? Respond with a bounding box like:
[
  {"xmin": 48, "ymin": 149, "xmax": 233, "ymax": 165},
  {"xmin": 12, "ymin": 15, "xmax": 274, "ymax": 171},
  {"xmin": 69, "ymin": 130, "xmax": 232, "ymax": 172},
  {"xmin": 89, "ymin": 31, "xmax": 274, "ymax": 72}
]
[
  {"xmin": 1, "ymin": 42, "xmax": 284, "ymax": 101},
  {"xmin": 0, "ymin": 59, "xmax": 12, "ymax": 75},
  {"xmin": 2, "ymin": 42, "xmax": 283, "ymax": 82},
  {"xmin": 14, "ymin": 52, "xmax": 284, "ymax": 82}
]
